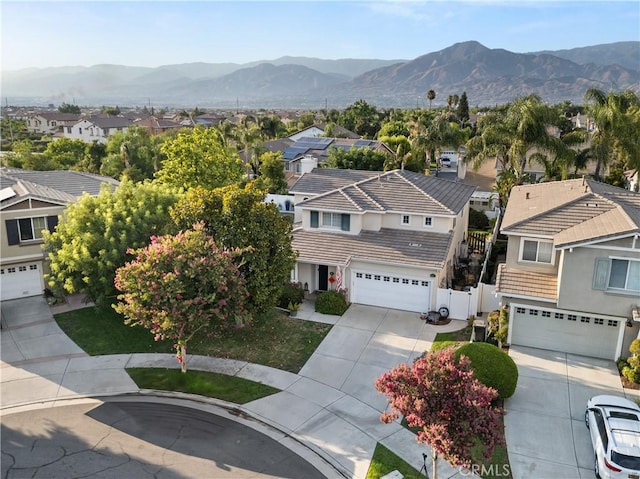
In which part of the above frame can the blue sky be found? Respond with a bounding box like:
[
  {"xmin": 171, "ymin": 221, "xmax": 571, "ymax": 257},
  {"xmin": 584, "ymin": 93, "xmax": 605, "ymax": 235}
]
[{"xmin": 2, "ymin": 1, "xmax": 638, "ymax": 71}]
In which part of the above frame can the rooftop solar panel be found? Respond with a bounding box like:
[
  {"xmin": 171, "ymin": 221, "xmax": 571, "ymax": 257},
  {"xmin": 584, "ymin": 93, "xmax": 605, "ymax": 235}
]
[{"xmin": 354, "ymin": 140, "xmax": 373, "ymax": 147}]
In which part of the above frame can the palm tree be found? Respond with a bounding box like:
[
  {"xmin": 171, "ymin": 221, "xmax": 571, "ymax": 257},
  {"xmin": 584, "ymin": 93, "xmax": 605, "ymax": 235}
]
[
  {"xmin": 427, "ymin": 90, "xmax": 436, "ymax": 109},
  {"xmin": 585, "ymin": 89, "xmax": 640, "ymax": 180}
]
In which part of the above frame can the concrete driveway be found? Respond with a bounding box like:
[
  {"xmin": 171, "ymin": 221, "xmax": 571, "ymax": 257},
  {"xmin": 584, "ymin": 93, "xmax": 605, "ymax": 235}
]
[{"xmin": 505, "ymin": 346, "xmax": 625, "ymax": 479}]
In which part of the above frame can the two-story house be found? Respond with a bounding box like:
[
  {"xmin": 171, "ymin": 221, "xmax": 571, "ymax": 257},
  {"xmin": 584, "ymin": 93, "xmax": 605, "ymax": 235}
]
[
  {"xmin": 0, "ymin": 168, "xmax": 119, "ymax": 301},
  {"xmin": 65, "ymin": 116, "xmax": 133, "ymax": 143},
  {"xmin": 26, "ymin": 112, "xmax": 81, "ymax": 136},
  {"xmin": 496, "ymin": 178, "xmax": 640, "ymax": 360},
  {"xmin": 290, "ymin": 167, "xmax": 476, "ymax": 313}
]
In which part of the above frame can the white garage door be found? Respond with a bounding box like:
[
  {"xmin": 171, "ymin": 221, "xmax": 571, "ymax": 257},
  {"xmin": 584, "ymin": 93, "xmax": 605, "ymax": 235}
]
[
  {"xmin": 511, "ymin": 306, "xmax": 621, "ymax": 360},
  {"xmin": 1, "ymin": 263, "xmax": 43, "ymax": 301},
  {"xmin": 351, "ymin": 270, "xmax": 430, "ymax": 313}
]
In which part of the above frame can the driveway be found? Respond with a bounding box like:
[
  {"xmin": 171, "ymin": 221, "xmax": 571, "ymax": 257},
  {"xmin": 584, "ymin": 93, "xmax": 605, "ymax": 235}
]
[{"xmin": 505, "ymin": 346, "xmax": 625, "ymax": 479}]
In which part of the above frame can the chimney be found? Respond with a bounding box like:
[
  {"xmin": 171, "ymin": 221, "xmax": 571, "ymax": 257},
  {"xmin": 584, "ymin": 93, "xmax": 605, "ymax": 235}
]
[{"xmin": 300, "ymin": 155, "xmax": 318, "ymax": 174}]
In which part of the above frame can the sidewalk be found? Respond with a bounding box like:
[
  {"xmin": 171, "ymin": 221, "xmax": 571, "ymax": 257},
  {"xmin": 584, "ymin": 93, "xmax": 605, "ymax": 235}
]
[{"xmin": 1, "ymin": 296, "xmax": 472, "ymax": 479}]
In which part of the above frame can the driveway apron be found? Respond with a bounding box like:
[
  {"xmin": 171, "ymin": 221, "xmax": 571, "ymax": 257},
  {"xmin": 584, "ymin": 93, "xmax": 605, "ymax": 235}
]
[{"xmin": 505, "ymin": 345, "xmax": 625, "ymax": 479}]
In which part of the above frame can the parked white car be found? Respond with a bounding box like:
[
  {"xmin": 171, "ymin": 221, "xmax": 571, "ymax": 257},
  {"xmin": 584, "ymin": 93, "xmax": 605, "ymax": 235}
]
[{"xmin": 585, "ymin": 395, "xmax": 640, "ymax": 479}]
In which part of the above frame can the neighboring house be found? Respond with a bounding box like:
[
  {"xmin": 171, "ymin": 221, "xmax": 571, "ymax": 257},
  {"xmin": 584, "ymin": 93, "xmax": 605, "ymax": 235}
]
[
  {"xmin": 290, "ymin": 167, "xmax": 476, "ymax": 313},
  {"xmin": 65, "ymin": 116, "xmax": 133, "ymax": 143},
  {"xmin": 288, "ymin": 123, "xmax": 360, "ymax": 141},
  {"xmin": 469, "ymin": 191, "xmax": 498, "ymax": 219},
  {"xmin": 135, "ymin": 116, "xmax": 184, "ymax": 135},
  {"xmin": 26, "ymin": 112, "xmax": 81, "ymax": 136},
  {"xmin": 496, "ymin": 178, "xmax": 640, "ymax": 360},
  {"xmin": 0, "ymin": 167, "xmax": 119, "ymax": 301},
  {"xmin": 193, "ymin": 113, "xmax": 227, "ymax": 127},
  {"xmin": 282, "ymin": 136, "xmax": 395, "ymax": 174}
]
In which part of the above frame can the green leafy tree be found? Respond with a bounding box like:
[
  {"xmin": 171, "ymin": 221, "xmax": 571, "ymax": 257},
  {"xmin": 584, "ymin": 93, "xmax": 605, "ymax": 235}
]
[
  {"xmin": 326, "ymin": 146, "xmax": 389, "ymax": 171},
  {"xmin": 114, "ymin": 223, "xmax": 250, "ymax": 373},
  {"xmin": 256, "ymin": 151, "xmax": 288, "ymax": 194},
  {"xmin": 58, "ymin": 103, "xmax": 81, "ymax": 114},
  {"xmin": 42, "ymin": 138, "xmax": 87, "ymax": 169},
  {"xmin": 258, "ymin": 114, "xmax": 286, "ymax": 140},
  {"xmin": 102, "ymin": 106, "xmax": 121, "ymax": 116},
  {"xmin": 377, "ymin": 120, "xmax": 410, "ymax": 138},
  {"xmin": 297, "ymin": 112, "xmax": 316, "ymax": 130},
  {"xmin": 376, "ymin": 348, "xmax": 505, "ymax": 479},
  {"xmin": 170, "ymin": 183, "xmax": 296, "ymax": 314},
  {"xmin": 101, "ymin": 126, "xmax": 165, "ymax": 181},
  {"xmin": 457, "ymin": 92, "xmax": 470, "ymax": 123},
  {"xmin": 157, "ymin": 126, "xmax": 244, "ymax": 190},
  {"xmin": 339, "ymin": 100, "xmax": 381, "ymax": 139},
  {"xmin": 81, "ymin": 141, "xmax": 107, "ymax": 173},
  {"xmin": 44, "ymin": 179, "xmax": 180, "ymax": 304}
]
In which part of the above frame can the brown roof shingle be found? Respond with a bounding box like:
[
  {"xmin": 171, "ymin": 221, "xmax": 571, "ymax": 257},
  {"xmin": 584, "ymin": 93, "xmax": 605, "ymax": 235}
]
[{"xmin": 495, "ymin": 264, "xmax": 558, "ymax": 301}]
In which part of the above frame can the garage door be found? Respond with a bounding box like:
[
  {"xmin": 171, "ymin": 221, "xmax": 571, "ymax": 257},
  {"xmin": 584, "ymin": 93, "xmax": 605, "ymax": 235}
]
[
  {"xmin": 0, "ymin": 263, "xmax": 43, "ymax": 301},
  {"xmin": 351, "ymin": 271, "xmax": 430, "ymax": 313},
  {"xmin": 511, "ymin": 306, "xmax": 621, "ymax": 360}
]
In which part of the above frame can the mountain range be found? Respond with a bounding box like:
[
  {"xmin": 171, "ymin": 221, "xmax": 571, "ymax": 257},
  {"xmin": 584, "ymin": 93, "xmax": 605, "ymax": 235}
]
[{"xmin": 3, "ymin": 41, "xmax": 638, "ymax": 109}]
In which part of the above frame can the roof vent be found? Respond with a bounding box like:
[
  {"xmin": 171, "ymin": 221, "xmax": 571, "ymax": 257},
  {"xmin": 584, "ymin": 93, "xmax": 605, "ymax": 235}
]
[
  {"xmin": 409, "ymin": 242, "xmax": 422, "ymax": 247},
  {"xmin": 586, "ymin": 202, "xmax": 599, "ymax": 208}
]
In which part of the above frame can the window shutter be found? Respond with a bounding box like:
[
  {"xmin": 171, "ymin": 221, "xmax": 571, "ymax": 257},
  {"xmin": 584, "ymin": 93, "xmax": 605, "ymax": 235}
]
[
  {"xmin": 341, "ymin": 214, "xmax": 350, "ymax": 231},
  {"xmin": 46, "ymin": 215, "xmax": 59, "ymax": 233},
  {"xmin": 5, "ymin": 219, "xmax": 19, "ymax": 245},
  {"xmin": 592, "ymin": 258, "xmax": 611, "ymax": 290},
  {"xmin": 310, "ymin": 211, "xmax": 318, "ymax": 228}
]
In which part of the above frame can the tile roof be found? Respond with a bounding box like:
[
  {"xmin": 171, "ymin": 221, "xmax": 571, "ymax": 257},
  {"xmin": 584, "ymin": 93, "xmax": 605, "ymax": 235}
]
[
  {"xmin": 85, "ymin": 116, "xmax": 133, "ymax": 129},
  {"xmin": 31, "ymin": 112, "xmax": 81, "ymax": 122},
  {"xmin": 292, "ymin": 227, "xmax": 452, "ymax": 269},
  {"xmin": 501, "ymin": 178, "xmax": 640, "ymax": 247},
  {"xmin": 495, "ymin": 264, "xmax": 558, "ymax": 301},
  {"xmin": 290, "ymin": 168, "xmax": 381, "ymax": 195},
  {"xmin": 281, "ymin": 136, "xmax": 393, "ymax": 162},
  {"xmin": 0, "ymin": 168, "xmax": 119, "ymax": 208},
  {"xmin": 296, "ymin": 169, "xmax": 476, "ymax": 215}
]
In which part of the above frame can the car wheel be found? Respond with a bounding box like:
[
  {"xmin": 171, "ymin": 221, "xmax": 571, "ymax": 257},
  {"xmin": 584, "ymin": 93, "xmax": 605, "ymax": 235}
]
[
  {"xmin": 585, "ymin": 410, "xmax": 590, "ymax": 429},
  {"xmin": 594, "ymin": 455, "xmax": 601, "ymax": 479}
]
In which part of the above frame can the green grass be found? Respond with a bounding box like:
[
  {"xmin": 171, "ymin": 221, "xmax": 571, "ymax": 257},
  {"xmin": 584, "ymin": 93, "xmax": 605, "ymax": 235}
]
[
  {"xmin": 55, "ymin": 304, "xmax": 331, "ymax": 373},
  {"xmin": 365, "ymin": 443, "xmax": 424, "ymax": 479},
  {"xmin": 126, "ymin": 368, "xmax": 278, "ymax": 404},
  {"xmin": 431, "ymin": 324, "xmax": 472, "ymax": 351}
]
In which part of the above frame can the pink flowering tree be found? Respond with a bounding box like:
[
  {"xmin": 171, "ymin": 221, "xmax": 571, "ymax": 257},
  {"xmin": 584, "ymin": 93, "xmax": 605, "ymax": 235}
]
[
  {"xmin": 375, "ymin": 348, "xmax": 505, "ymax": 479},
  {"xmin": 114, "ymin": 222, "xmax": 250, "ymax": 373}
]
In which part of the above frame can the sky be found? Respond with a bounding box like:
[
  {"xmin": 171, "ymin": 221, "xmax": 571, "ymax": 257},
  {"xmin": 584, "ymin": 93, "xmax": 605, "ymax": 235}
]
[{"xmin": 1, "ymin": 0, "xmax": 639, "ymax": 71}]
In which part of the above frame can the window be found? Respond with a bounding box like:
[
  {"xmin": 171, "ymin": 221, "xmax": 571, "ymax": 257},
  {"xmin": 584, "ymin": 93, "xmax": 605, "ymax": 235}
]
[
  {"xmin": 529, "ymin": 309, "xmax": 538, "ymax": 316},
  {"xmin": 555, "ymin": 312, "xmax": 564, "ymax": 319},
  {"xmin": 321, "ymin": 212, "xmax": 350, "ymax": 231},
  {"xmin": 29, "ymin": 265, "xmax": 37, "ymax": 270},
  {"xmin": 411, "ymin": 280, "xmax": 419, "ymax": 285},
  {"xmin": 365, "ymin": 274, "xmax": 372, "ymax": 279},
  {"xmin": 18, "ymin": 266, "xmax": 26, "ymax": 272},
  {"xmin": 7, "ymin": 267, "xmax": 16, "ymax": 273},
  {"xmin": 608, "ymin": 320, "xmax": 619, "ymax": 327},
  {"xmin": 424, "ymin": 217, "xmax": 432, "ymax": 227},
  {"xmin": 567, "ymin": 315, "xmax": 577, "ymax": 321},
  {"xmin": 402, "ymin": 215, "xmax": 410, "ymax": 225},
  {"xmin": 542, "ymin": 311, "xmax": 551, "ymax": 318},
  {"xmin": 392, "ymin": 278, "xmax": 399, "ymax": 283},
  {"xmin": 374, "ymin": 275, "xmax": 381, "ymax": 281},
  {"xmin": 581, "ymin": 316, "xmax": 590, "ymax": 323},
  {"xmin": 594, "ymin": 257, "xmax": 640, "ymax": 293},
  {"xmin": 18, "ymin": 217, "xmax": 46, "ymax": 241},
  {"xmin": 516, "ymin": 307, "xmax": 526, "ymax": 314},
  {"xmin": 401, "ymin": 278, "xmax": 409, "ymax": 284},
  {"xmin": 594, "ymin": 318, "xmax": 604, "ymax": 325},
  {"xmin": 356, "ymin": 272, "xmax": 363, "ymax": 278},
  {"xmin": 521, "ymin": 239, "xmax": 553, "ymax": 263},
  {"xmin": 383, "ymin": 276, "xmax": 390, "ymax": 282},
  {"xmin": 609, "ymin": 259, "xmax": 640, "ymax": 292},
  {"xmin": 421, "ymin": 281, "xmax": 429, "ymax": 287},
  {"xmin": 310, "ymin": 211, "xmax": 319, "ymax": 228}
]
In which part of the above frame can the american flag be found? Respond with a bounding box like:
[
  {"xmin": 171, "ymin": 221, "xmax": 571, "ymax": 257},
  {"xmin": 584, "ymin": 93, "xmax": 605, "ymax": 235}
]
[{"xmin": 335, "ymin": 265, "xmax": 342, "ymax": 291}]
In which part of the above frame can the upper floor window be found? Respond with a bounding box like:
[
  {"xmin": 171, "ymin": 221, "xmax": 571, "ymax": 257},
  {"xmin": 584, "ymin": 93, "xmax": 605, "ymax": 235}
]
[
  {"xmin": 402, "ymin": 215, "xmax": 410, "ymax": 225},
  {"xmin": 322, "ymin": 212, "xmax": 342, "ymax": 228},
  {"xmin": 521, "ymin": 239, "xmax": 553, "ymax": 263},
  {"xmin": 424, "ymin": 217, "xmax": 432, "ymax": 227},
  {"xmin": 18, "ymin": 216, "xmax": 46, "ymax": 241},
  {"xmin": 593, "ymin": 257, "xmax": 640, "ymax": 293}
]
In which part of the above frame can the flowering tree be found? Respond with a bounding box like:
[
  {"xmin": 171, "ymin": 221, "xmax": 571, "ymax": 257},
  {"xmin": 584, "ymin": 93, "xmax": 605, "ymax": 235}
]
[
  {"xmin": 114, "ymin": 223, "xmax": 250, "ymax": 372},
  {"xmin": 375, "ymin": 348, "xmax": 505, "ymax": 479}
]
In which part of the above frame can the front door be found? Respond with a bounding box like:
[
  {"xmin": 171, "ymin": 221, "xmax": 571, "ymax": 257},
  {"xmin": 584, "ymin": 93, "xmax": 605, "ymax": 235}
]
[{"xmin": 318, "ymin": 265, "xmax": 328, "ymax": 291}]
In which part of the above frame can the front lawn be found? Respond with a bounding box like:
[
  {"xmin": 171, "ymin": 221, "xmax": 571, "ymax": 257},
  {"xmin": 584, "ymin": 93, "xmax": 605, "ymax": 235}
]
[
  {"xmin": 126, "ymin": 368, "xmax": 279, "ymax": 404},
  {"xmin": 55, "ymin": 304, "xmax": 331, "ymax": 373},
  {"xmin": 366, "ymin": 443, "xmax": 423, "ymax": 479}
]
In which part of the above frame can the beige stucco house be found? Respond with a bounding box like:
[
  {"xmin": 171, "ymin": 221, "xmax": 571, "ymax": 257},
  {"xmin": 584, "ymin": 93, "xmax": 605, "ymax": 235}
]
[
  {"xmin": 0, "ymin": 168, "xmax": 119, "ymax": 301},
  {"xmin": 290, "ymin": 167, "xmax": 476, "ymax": 313},
  {"xmin": 496, "ymin": 178, "xmax": 640, "ymax": 360}
]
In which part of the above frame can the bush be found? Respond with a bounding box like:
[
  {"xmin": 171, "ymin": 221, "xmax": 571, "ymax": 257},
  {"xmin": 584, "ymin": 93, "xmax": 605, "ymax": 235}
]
[
  {"xmin": 455, "ymin": 342, "xmax": 518, "ymax": 399},
  {"xmin": 315, "ymin": 291, "xmax": 348, "ymax": 316},
  {"xmin": 277, "ymin": 282, "xmax": 305, "ymax": 309},
  {"xmin": 469, "ymin": 208, "xmax": 490, "ymax": 230},
  {"xmin": 623, "ymin": 365, "xmax": 640, "ymax": 384},
  {"xmin": 487, "ymin": 309, "xmax": 509, "ymax": 346}
]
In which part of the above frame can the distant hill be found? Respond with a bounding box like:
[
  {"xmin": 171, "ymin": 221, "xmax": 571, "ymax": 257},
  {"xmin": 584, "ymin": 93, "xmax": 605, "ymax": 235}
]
[
  {"xmin": 532, "ymin": 42, "xmax": 639, "ymax": 71},
  {"xmin": 2, "ymin": 41, "xmax": 638, "ymax": 108}
]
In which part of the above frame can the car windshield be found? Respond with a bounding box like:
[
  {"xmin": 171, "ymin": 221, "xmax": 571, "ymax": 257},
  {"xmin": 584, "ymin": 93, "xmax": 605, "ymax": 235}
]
[{"xmin": 611, "ymin": 450, "xmax": 640, "ymax": 469}]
